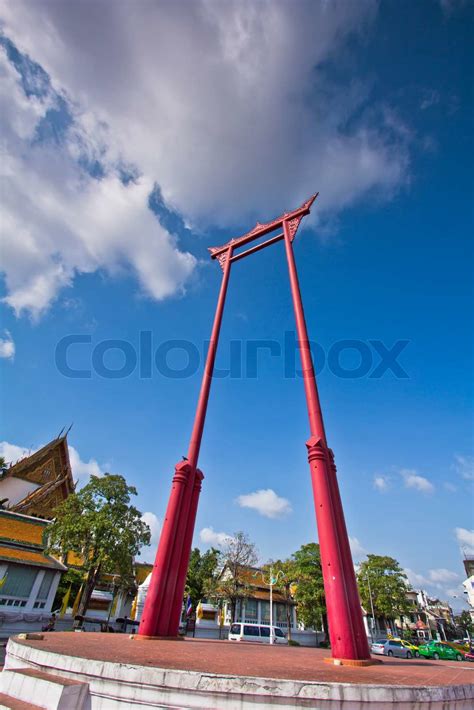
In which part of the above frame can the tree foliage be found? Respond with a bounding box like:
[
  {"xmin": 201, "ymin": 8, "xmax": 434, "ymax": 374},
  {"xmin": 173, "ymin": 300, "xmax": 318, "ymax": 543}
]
[
  {"xmin": 357, "ymin": 554, "xmax": 411, "ymax": 620},
  {"xmin": 52, "ymin": 567, "xmax": 84, "ymax": 611},
  {"xmin": 185, "ymin": 547, "xmax": 219, "ymax": 608},
  {"xmin": 290, "ymin": 543, "xmax": 326, "ymax": 632},
  {"xmin": 214, "ymin": 531, "xmax": 258, "ymax": 622},
  {"xmin": 455, "ymin": 609, "xmax": 473, "ymax": 636},
  {"xmin": 48, "ymin": 474, "xmax": 150, "ymax": 622}
]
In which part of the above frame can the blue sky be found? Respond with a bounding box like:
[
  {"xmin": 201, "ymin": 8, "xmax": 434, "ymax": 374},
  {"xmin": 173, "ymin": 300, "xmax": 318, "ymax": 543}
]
[{"xmin": 0, "ymin": 0, "xmax": 472, "ymax": 611}]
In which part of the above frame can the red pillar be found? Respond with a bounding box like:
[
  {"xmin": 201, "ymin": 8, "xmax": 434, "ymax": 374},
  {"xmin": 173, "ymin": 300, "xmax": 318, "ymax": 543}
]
[
  {"xmin": 167, "ymin": 469, "xmax": 204, "ymax": 635},
  {"xmin": 282, "ymin": 219, "xmax": 370, "ymax": 661},
  {"xmin": 138, "ymin": 461, "xmax": 190, "ymax": 637},
  {"xmin": 138, "ymin": 248, "xmax": 232, "ymax": 638}
]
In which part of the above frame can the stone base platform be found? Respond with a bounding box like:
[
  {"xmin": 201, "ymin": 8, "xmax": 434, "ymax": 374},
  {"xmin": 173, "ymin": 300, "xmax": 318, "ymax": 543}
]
[{"xmin": 1, "ymin": 633, "xmax": 474, "ymax": 709}]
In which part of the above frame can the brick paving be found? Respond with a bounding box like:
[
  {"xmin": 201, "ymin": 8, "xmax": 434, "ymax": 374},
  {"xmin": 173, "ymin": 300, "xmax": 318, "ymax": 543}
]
[{"xmin": 12, "ymin": 633, "xmax": 474, "ymax": 688}]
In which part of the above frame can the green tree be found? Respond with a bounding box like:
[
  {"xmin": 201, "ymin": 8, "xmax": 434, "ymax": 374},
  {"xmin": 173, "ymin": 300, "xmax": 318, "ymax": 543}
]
[
  {"xmin": 291, "ymin": 542, "xmax": 327, "ymax": 635},
  {"xmin": 52, "ymin": 567, "xmax": 84, "ymax": 611},
  {"xmin": 214, "ymin": 531, "xmax": 258, "ymax": 622},
  {"xmin": 48, "ymin": 474, "xmax": 150, "ymax": 625},
  {"xmin": 357, "ymin": 555, "xmax": 411, "ymax": 626},
  {"xmin": 262, "ymin": 558, "xmax": 298, "ymax": 641},
  {"xmin": 185, "ymin": 547, "xmax": 219, "ymax": 608},
  {"xmin": 455, "ymin": 609, "xmax": 473, "ymax": 637}
]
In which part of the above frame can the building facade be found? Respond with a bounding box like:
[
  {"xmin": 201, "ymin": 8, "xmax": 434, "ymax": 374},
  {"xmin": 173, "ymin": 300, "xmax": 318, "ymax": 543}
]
[
  {"xmin": 462, "ymin": 556, "xmax": 474, "ymax": 623},
  {"xmin": 0, "ymin": 509, "xmax": 66, "ymax": 635}
]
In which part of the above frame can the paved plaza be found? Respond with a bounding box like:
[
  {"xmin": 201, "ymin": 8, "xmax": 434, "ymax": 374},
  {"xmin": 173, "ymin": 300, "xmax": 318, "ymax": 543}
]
[{"xmin": 15, "ymin": 633, "xmax": 474, "ymax": 687}]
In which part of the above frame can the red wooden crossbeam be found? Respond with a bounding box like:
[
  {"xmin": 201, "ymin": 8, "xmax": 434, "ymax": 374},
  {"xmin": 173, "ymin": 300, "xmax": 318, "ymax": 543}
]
[{"xmin": 208, "ymin": 193, "xmax": 318, "ymax": 269}]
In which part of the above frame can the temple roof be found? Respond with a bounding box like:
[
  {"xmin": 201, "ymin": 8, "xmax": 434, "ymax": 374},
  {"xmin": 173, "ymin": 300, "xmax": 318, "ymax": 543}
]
[
  {"xmin": 0, "ymin": 543, "xmax": 67, "ymax": 571},
  {"xmin": 0, "ymin": 436, "xmax": 75, "ymax": 519}
]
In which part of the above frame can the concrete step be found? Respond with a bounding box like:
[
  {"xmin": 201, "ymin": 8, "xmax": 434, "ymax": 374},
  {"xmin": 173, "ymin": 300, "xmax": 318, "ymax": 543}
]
[{"xmin": 0, "ymin": 668, "xmax": 89, "ymax": 710}]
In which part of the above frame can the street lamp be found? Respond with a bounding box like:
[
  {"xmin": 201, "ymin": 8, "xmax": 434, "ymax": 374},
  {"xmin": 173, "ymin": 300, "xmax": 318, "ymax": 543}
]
[
  {"xmin": 255, "ymin": 567, "xmax": 285, "ymax": 644},
  {"xmin": 366, "ymin": 572, "xmax": 377, "ymax": 638}
]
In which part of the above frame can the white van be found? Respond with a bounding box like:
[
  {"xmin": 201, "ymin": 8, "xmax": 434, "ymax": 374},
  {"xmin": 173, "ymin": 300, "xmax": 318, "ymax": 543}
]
[{"xmin": 228, "ymin": 622, "xmax": 288, "ymax": 644}]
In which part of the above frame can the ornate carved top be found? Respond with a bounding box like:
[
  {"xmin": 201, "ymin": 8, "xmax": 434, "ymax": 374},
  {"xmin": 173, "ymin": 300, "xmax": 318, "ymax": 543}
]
[
  {"xmin": 0, "ymin": 436, "xmax": 75, "ymax": 519},
  {"xmin": 208, "ymin": 192, "xmax": 318, "ymax": 269}
]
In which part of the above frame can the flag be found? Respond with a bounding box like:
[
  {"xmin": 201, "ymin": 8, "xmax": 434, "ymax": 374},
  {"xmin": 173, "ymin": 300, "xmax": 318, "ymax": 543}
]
[
  {"xmin": 196, "ymin": 600, "xmax": 204, "ymax": 619},
  {"xmin": 59, "ymin": 585, "xmax": 72, "ymax": 618},
  {"xmin": 109, "ymin": 591, "xmax": 119, "ymax": 618},
  {"xmin": 71, "ymin": 584, "xmax": 83, "ymax": 619},
  {"xmin": 130, "ymin": 593, "xmax": 138, "ymax": 620},
  {"xmin": 0, "ymin": 570, "xmax": 8, "ymax": 589},
  {"xmin": 185, "ymin": 595, "xmax": 193, "ymax": 617}
]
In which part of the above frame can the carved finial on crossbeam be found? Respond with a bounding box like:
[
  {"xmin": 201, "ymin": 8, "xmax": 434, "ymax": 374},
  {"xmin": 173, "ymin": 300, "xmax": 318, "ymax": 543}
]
[{"xmin": 208, "ymin": 193, "xmax": 318, "ymax": 268}]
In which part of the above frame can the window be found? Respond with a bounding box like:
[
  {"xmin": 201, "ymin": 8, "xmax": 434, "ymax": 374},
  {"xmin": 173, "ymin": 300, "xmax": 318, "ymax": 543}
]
[
  {"xmin": 275, "ymin": 628, "xmax": 285, "ymax": 638},
  {"xmin": 230, "ymin": 624, "xmax": 241, "ymax": 635},
  {"xmin": 245, "ymin": 599, "xmax": 257, "ymax": 620},
  {"xmin": 243, "ymin": 625, "xmax": 259, "ymax": 636},
  {"xmin": 36, "ymin": 571, "xmax": 55, "ymax": 601},
  {"xmin": 260, "ymin": 601, "xmax": 270, "ymax": 622},
  {"xmin": 275, "ymin": 604, "xmax": 286, "ymax": 622},
  {"xmin": 201, "ymin": 610, "xmax": 215, "ymax": 621},
  {"xmin": 0, "ymin": 564, "xmax": 37, "ymax": 600},
  {"xmin": 260, "ymin": 626, "xmax": 270, "ymax": 637}
]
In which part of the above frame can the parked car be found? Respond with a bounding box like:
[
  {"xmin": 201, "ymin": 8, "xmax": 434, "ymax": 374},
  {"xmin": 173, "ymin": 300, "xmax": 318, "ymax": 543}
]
[
  {"xmin": 228, "ymin": 623, "xmax": 288, "ymax": 644},
  {"xmin": 400, "ymin": 640, "xmax": 421, "ymax": 658},
  {"xmin": 418, "ymin": 641, "xmax": 464, "ymax": 661},
  {"xmin": 463, "ymin": 649, "xmax": 474, "ymax": 662},
  {"xmin": 370, "ymin": 639, "xmax": 414, "ymax": 658},
  {"xmin": 370, "ymin": 639, "xmax": 388, "ymax": 655},
  {"xmin": 384, "ymin": 639, "xmax": 416, "ymax": 658}
]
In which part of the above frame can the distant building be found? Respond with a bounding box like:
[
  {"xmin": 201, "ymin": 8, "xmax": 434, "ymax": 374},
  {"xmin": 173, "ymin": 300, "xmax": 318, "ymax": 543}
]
[
  {"xmin": 0, "ymin": 509, "xmax": 67, "ymax": 635},
  {"xmin": 216, "ymin": 564, "xmax": 297, "ymax": 629},
  {"xmin": 0, "ymin": 435, "xmax": 153, "ymax": 632},
  {"xmin": 462, "ymin": 555, "xmax": 474, "ymax": 622},
  {"xmin": 392, "ymin": 589, "xmax": 455, "ymax": 641},
  {"xmin": 0, "ymin": 436, "xmax": 74, "ymax": 518},
  {"xmin": 0, "ymin": 436, "xmax": 73, "ymax": 634}
]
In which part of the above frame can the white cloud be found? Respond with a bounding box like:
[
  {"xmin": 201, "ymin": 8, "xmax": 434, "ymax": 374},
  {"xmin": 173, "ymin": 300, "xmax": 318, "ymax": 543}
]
[
  {"xmin": 0, "ymin": 1, "xmax": 413, "ymax": 317},
  {"xmin": 67, "ymin": 445, "xmax": 105, "ymax": 483},
  {"xmin": 401, "ymin": 468, "xmax": 434, "ymax": 494},
  {"xmin": 236, "ymin": 488, "xmax": 292, "ymax": 519},
  {"xmin": 373, "ymin": 475, "xmax": 390, "ymax": 492},
  {"xmin": 438, "ymin": 0, "xmax": 468, "ymax": 16},
  {"xmin": 140, "ymin": 511, "xmax": 161, "ymax": 562},
  {"xmin": 405, "ymin": 568, "xmax": 430, "ymax": 589},
  {"xmin": 428, "ymin": 568, "xmax": 459, "ymax": 584},
  {"xmin": 420, "ymin": 89, "xmax": 440, "ymax": 111},
  {"xmin": 0, "ymin": 331, "xmax": 15, "ymax": 359},
  {"xmin": 0, "ymin": 439, "xmax": 106, "ymax": 485},
  {"xmin": 349, "ymin": 536, "xmax": 366, "ymax": 560},
  {"xmin": 199, "ymin": 526, "xmax": 233, "ymax": 548},
  {"xmin": 453, "ymin": 454, "xmax": 474, "ymax": 481},
  {"xmin": 0, "ymin": 45, "xmax": 195, "ymax": 318},
  {"xmin": 0, "ymin": 441, "xmax": 31, "ymax": 465},
  {"xmin": 406, "ymin": 566, "xmax": 462, "ymax": 596},
  {"xmin": 455, "ymin": 527, "xmax": 474, "ymax": 554}
]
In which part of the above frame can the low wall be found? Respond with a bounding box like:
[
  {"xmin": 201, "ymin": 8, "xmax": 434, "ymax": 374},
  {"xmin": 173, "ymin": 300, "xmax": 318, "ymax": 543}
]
[{"xmin": 3, "ymin": 636, "xmax": 474, "ymax": 710}]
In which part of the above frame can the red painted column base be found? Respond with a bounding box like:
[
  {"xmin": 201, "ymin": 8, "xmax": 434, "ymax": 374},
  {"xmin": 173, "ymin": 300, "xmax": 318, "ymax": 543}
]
[
  {"xmin": 323, "ymin": 657, "xmax": 381, "ymax": 667},
  {"xmin": 138, "ymin": 462, "xmax": 204, "ymax": 638},
  {"xmin": 306, "ymin": 436, "xmax": 371, "ymax": 662}
]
